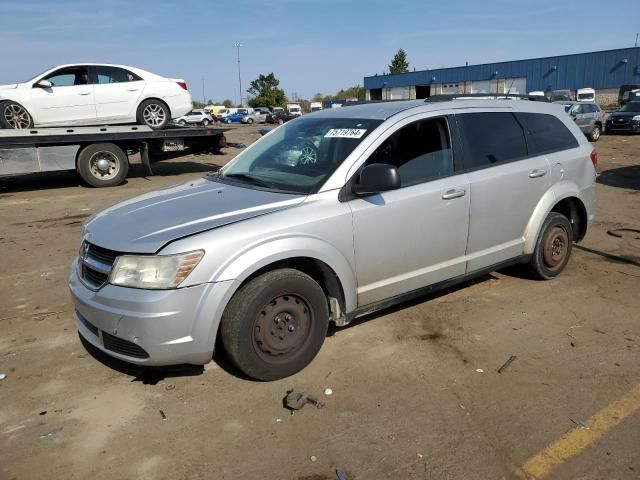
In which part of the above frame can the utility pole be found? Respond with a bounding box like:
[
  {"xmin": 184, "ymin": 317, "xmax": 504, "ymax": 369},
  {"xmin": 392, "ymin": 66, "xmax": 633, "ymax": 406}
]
[
  {"xmin": 635, "ymin": 32, "xmax": 638, "ymax": 47},
  {"xmin": 234, "ymin": 42, "xmax": 243, "ymax": 107},
  {"xmin": 201, "ymin": 78, "xmax": 205, "ymax": 105}
]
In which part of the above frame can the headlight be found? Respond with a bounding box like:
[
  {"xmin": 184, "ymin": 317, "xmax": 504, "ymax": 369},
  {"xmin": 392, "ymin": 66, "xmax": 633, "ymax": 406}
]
[
  {"xmin": 109, "ymin": 250, "xmax": 204, "ymax": 289},
  {"xmin": 632, "ymin": 115, "xmax": 640, "ymax": 121}
]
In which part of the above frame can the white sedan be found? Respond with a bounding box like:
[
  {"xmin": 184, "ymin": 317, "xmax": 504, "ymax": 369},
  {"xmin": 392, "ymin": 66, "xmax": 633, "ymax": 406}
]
[{"xmin": 0, "ymin": 64, "xmax": 193, "ymax": 130}]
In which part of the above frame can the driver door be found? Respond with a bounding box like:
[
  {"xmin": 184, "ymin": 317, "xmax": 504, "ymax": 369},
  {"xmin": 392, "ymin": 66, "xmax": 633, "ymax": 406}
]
[
  {"xmin": 347, "ymin": 116, "xmax": 470, "ymax": 306},
  {"xmin": 30, "ymin": 66, "xmax": 96, "ymax": 125}
]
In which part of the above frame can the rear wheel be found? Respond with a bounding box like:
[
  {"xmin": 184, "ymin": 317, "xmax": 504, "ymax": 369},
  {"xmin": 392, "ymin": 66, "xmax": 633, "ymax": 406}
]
[
  {"xmin": 202, "ymin": 119, "xmax": 210, "ymax": 126},
  {"xmin": 178, "ymin": 119, "xmax": 186, "ymax": 126},
  {"xmin": 76, "ymin": 143, "xmax": 129, "ymax": 187},
  {"xmin": 528, "ymin": 212, "xmax": 573, "ymax": 280},
  {"xmin": 278, "ymin": 118, "xmax": 284, "ymax": 125},
  {"xmin": 588, "ymin": 124, "xmax": 601, "ymax": 142},
  {"xmin": 247, "ymin": 118, "xmax": 254, "ymax": 124},
  {"xmin": 221, "ymin": 268, "xmax": 329, "ymax": 381},
  {"xmin": 137, "ymin": 99, "xmax": 170, "ymax": 130},
  {"xmin": 0, "ymin": 101, "xmax": 33, "ymax": 129}
]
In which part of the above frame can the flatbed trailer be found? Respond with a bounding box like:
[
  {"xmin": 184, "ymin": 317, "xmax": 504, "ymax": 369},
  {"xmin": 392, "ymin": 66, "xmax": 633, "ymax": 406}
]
[{"xmin": 0, "ymin": 125, "xmax": 227, "ymax": 187}]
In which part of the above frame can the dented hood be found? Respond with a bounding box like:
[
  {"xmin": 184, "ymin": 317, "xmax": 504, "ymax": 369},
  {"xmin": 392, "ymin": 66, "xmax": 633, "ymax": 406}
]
[{"xmin": 83, "ymin": 178, "xmax": 305, "ymax": 253}]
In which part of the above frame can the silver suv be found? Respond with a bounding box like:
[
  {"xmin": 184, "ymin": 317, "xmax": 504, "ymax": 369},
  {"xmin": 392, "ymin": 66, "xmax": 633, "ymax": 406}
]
[
  {"xmin": 69, "ymin": 98, "xmax": 597, "ymax": 380},
  {"xmin": 555, "ymin": 101, "xmax": 604, "ymax": 142}
]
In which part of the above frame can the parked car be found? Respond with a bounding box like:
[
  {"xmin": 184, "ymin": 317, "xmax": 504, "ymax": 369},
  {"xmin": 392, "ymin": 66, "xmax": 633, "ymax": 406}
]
[
  {"xmin": 254, "ymin": 107, "xmax": 271, "ymax": 115},
  {"xmin": 605, "ymin": 101, "xmax": 640, "ymax": 133},
  {"xmin": 241, "ymin": 111, "xmax": 267, "ymax": 124},
  {"xmin": 266, "ymin": 111, "xmax": 296, "ymax": 124},
  {"xmin": 222, "ymin": 112, "xmax": 246, "ymax": 123},
  {"xmin": 0, "ymin": 63, "xmax": 192, "ymax": 130},
  {"xmin": 173, "ymin": 110, "xmax": 214, "ymax": 126},
  {"xmin": 70, "ymin": 98, "xmax": 596, "ymax": 381},
  {"xmin": 618, "ymin": 84, "xmax": 640, "ymax": 105},
  {"xmin": 548, "ymin": 89, "xmax": 573, "ymax": 102},
  {"xmin": 555, "ymin": 100, "xmax": 604, "ymax": 141}
]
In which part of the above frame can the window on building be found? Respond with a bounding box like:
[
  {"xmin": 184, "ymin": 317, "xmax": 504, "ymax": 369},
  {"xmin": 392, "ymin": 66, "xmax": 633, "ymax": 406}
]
[
  {"xmin": 515, "ymin": 112, "xmax": 578, "ymax": 155},
  {"xmin": 457, "ymin": 112, "xmax": 527, "ymax": 169},
  {"xmin": 363, "ymin": 117, "xmax": 453, "ymax": 187}
]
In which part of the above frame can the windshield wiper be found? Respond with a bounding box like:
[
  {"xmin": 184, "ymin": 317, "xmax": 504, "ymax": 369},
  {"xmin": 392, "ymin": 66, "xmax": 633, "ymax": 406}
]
[{"xmin": 223, "ymin": 173, "xmax": 272, "ymax": 188}]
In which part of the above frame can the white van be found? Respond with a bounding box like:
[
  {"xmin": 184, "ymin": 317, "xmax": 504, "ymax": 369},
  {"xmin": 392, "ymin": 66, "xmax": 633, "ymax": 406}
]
[
  {"xmin": 287, "ymin": 103, "xmax": 302, "ymax": 116},
  {"xmin": 577, "ymin": 88, "xmax": 595, "ymax": 102},
  {"xmin": 310, "ymin": 102, "xmax": 322, "ymax": 112}
]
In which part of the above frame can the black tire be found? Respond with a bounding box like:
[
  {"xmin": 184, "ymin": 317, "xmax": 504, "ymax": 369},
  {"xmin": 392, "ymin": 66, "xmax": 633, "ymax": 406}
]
[
  {"xmin": 76, "ymin": 143, "xmax": 129, "ymax": 187},
  {"xmin": 588, "ymin": 124, "xmax": 601, "ymax": 142},
  {"xmin": 0, "ymin": 101, "xmax": 34, "ymax": 129},
  {"xmin": 528, "ymin": 212, "xmax": 573, "ymax": 280},
  {"xmin": 221, "ymin": 268, "xmax": 329, "ymax": 381},
  {"xmin": 247, "ymin": 118, "xmax": 254, "ymax": 124},
  {"xmin": 136, "ymin": 99, "xmax": 170, "ymax": 130}
]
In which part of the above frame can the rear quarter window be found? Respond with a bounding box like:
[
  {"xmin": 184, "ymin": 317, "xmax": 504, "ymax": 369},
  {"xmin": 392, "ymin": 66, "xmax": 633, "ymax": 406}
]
[
  {"xmin": 514, "ymin": 112, "xmax": 579, "ymax": 155},
  {"xmin": 457, "ymin": 112, "xmax": 527, "ymax": 169}
]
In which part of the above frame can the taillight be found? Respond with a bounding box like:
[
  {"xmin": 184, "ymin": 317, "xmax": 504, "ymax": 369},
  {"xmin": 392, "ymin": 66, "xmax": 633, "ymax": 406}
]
[
  {"xmin": 177, "ymin": 81, "xmax": 188, "ymax": 91},
  {"xmin": 590, "ymin": 148, "xmax": 598, "ymax": 167}
]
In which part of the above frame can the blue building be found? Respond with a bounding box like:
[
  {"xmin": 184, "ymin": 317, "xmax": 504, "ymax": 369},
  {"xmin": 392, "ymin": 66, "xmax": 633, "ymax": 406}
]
[{"xmin": 363, "ymin": 47, "xmax": 640, "ymax": 104}]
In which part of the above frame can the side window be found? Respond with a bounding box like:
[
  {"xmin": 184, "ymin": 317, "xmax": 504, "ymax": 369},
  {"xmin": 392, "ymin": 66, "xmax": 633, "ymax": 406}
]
[
  {"xmin": 96, "ymin": 66, "xmax": 141, "ymax": 84},
  {"xmin": 44, "ymin": 67, "xmax": 89, "ymax": 87},
  {"xmin": 363, "ymin": 117, "xmax": 453, "ymax": 187},
  {"xmin": 457, "ymin": 112, "xmax": 527, "ymax": 169},
  {"xmin": 515, "ymin": 113, "xmax": 579, "ymax": 155},
  {"xmin": 569, "ymin": 104, "xmax": 583, "ymax": 115}
]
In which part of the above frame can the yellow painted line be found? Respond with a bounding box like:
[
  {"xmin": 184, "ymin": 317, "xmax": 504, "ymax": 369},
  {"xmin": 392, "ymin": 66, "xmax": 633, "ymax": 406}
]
[{"xmin": 522, "ymin": 384, "xmax": 640, "ymax": 479}]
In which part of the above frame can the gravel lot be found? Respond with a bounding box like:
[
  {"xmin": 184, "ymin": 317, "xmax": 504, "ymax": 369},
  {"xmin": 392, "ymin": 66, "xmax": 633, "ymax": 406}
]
[{"xmin": 1, "ymin": 125, "xmax": 639, "ymax": 480}]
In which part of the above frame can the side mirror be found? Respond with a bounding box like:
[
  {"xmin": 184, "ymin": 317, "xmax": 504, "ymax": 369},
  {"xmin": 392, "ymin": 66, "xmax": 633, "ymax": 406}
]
[
  {"xmin": 352, "ymin": 163, "xmax": 401, "ymax": 196},
  {"xmin": 35, "ymin": 80, "xmax": 53, "ymax": 89}
]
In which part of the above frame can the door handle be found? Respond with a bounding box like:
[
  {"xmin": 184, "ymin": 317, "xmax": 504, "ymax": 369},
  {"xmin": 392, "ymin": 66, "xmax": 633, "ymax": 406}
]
[
  {"xmin": 529, "ymin": 169, "xmax": 547, "ymax": 178},
  {"xmin": 127, "ymin": 89, "xmax": 139, "ymax": 92},
  {"xmin": 79, "ymin": 92, "xmax": 91, "ymax": 96},
  {"xmin": 441, "ymin": 188, "xmax": 466, "ymax": 200}
]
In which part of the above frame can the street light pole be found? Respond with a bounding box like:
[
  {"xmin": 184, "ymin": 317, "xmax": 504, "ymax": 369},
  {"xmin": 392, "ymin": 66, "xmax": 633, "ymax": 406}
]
[{"xmin": 234, "ymin": 42, "xmax": 243, "ymax": 107}]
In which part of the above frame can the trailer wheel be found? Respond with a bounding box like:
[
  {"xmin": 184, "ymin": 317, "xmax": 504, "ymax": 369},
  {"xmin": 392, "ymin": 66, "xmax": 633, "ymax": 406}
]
[{"xmin": 77, "ymin": 143, "xmax": 129, "ymax": 187}]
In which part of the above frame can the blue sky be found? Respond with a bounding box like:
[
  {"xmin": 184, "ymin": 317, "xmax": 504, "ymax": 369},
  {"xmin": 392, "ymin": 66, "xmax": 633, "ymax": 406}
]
[{"xmin": 1, "ymin": 0, "xmax": 638, "ymax": 103}]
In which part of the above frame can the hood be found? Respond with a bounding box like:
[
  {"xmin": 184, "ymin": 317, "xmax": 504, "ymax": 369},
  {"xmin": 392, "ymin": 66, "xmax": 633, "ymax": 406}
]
[
  {"xmin": 0, "ymin": 84, "xmax": 19, "ymax": 90},
  {"xmin": 609, "ymin": 111, "xmax": 639, "ymax": 118},
  {"xmin": 83, "ymin": 178, "xmax": 305, "ymax": 253}
]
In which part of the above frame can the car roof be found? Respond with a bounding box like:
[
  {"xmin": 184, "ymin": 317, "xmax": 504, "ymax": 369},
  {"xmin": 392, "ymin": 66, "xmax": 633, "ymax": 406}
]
[{"xmin": 308, "ymin": 99, "xmax": 564, "ymax": 121}]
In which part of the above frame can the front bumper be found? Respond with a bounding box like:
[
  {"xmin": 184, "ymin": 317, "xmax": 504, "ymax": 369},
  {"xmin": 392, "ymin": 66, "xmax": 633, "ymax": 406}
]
[
  {"xmin": 605, "ymin": 120, "xmax": 640, "ymax": 132},
  {"xmin": 69, "ymin": 259, "xmax": 238, "ymax": 366}
]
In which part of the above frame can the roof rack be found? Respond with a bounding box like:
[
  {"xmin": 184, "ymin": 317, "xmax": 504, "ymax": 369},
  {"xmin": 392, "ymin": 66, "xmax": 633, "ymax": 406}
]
[{"xmin": 425, "ymin": 93, "xmax": 549, "ymax": 103}]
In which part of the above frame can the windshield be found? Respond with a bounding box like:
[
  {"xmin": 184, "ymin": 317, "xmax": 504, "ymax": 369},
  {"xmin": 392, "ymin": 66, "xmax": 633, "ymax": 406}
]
[
  {"xmin": 218, "ymin": 117, "xmax": 382, "ymax": 194},
  {"xmin": 619, "ymin": 102, "xmax": 640, "ymax": 113}
]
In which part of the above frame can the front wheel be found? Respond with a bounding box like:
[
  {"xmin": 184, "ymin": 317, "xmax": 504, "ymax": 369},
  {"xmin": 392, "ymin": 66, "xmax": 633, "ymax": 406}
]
[
  {"xmin": 0, "ymin": 101, "xmax": 33, "ymax": 129},
  {"xmin": 202, "ymin": 119, "xmax": 210, "ymax": 126},
  {"xmin": 137, "ymin": 99, "xmax": 170, "ymax": 130},
  {"xmin": 528, "ymin": 212, "xmax": 573, "ymax": 280},
  {"xmin": 278, "ymin": 118, "xmax": 284, "ymax": 125},
  {"xmin": 76, "ymin": 143, "xmax": 129, "ymax": 187},
  {"xmin": 247, "ymin": 118, "xmax": 254, "ymax": 124},
  {"xmin": 221, "ymin": 268, "xmax": 329, "ymax": 381},
  {"xmin": 588, "ymin": 124, "xmax": 601, "ymax": 142}
]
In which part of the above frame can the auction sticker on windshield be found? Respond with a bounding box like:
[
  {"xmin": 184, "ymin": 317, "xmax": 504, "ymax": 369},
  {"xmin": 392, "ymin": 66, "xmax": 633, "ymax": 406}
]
[{"xmin": 324, "ymin": 128, "xmax": 367, "ymax": 139}]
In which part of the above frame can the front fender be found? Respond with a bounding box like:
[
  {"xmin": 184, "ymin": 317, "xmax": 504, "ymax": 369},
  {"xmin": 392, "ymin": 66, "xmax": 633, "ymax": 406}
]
[
  {"xmin": 211, "ymin": 233, "xmax": 358, "ymax": 313},
  {"xmin": 522, "ymin": 181, "xmax": 584, "ymax": 254}
]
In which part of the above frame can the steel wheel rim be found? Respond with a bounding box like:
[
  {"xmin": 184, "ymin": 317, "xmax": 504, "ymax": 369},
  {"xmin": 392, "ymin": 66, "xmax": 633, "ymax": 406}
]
[
  {"xmin": 89, "ymin": 151, "xmax": 120, "ymax": 180},
  {"xmin": 4, "ymin": 104, "xmax": 30, "ymax": 129},
  {"xmin": 299, "ymin": 145, "xmax": 317, "ymax": 164},
  {"xmin": 543, "ymin": 225, "xmax": 569, "ymax": 271},
  {"xmin": 142, "ymin": 103, "xmax": 166, "ymax": 127},
  {"xmin": 252, "ymin": 294, "xmax": 313, "ymax": 364}
]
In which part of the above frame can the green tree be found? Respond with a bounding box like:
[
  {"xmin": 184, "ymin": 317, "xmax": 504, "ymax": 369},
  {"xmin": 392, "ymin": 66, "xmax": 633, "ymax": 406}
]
[
  {"xmin": 222, "ymin": 99, "xmax": 234, "ymax": 108},
  {"xmin": 389, "ymin": 48, "xmax": 409, "ymax": 74},
  {"xmin": 333, "ymin": 85, "xmax": 365, "ymax": 100},
  {"xmin": 246, "ymin": 72, "xmax": 286, "ymax": 109}
]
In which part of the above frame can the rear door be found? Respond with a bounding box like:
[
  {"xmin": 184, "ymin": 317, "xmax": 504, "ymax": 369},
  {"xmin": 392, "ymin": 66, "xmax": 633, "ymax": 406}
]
[
  {"xmin": 30, "ymin": 66, "xmax": 96, "ymax": 125},
  {"xmin": 93, "ymin": 66, "xmax": 144, "ymax": 121},
  {"xmin": 456, "ymin": 111, "xmax": 551, "ymax": 272},
  {"xmin": 348, "ymin": 115, "xmax": 470, "ymax": 306},
  {"xmin": 569, "ymin": 103, "xmax": 590, "ymax": 133}
]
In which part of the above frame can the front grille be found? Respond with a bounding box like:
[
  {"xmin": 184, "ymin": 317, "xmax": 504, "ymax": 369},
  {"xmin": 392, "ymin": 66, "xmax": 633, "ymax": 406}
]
[
  {"xmin": 82, "ymin": 264, "xmax": 109, "ymax": 286},
  {"xmin": 80, "ymin": 242, "xmax": 121, "ymax": 289},
  {"xmin": 102, "ymin": 332, "xmax": 149, "ymax": 359}
]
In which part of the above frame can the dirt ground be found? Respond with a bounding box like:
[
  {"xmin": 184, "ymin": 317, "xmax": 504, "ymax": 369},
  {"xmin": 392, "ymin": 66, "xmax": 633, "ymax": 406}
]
[{"xmin": 1, "ymin": 125, "xmax": 639, "ymax": 480}]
